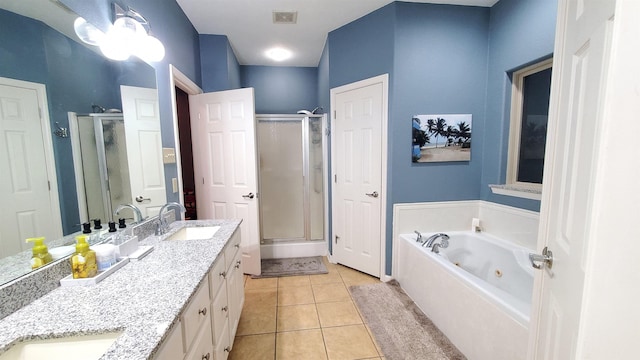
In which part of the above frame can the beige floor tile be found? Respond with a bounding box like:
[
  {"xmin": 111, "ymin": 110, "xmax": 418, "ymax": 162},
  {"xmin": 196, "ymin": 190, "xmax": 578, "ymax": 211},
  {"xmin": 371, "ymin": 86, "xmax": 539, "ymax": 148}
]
[
  {"xmin": 365, "ymin": 324, "xmax": 384, "ymax": 355},
  {"xmin": 244, "ymin": 288, "xmax": 278, "ymax": 308},
  {"xmin": 312, "ymin": 283, "xmax": 350, "ymax": 303},
  {"xmin": 236, "ymin": 304, "xmax": 277, "ymax": 335},
  {"xmin": 276, "ymin": 329, "xmax": 327, "ymax": 360},
  {"xmin": 316, "ymin": 300, "xmax": 363, "ymax": 327},
  {"xmin": 322, "ymin": 324, "xmax": 379, "ymax": 360},
  {"xmin": 277, "ymin": 286, "xmax": 315, "ymax": 306},
  {"xmin": 309, "ymin": 272, "xmax": 343, "ymax": 285},
  {"xmin": 229, "ymin": 333, "xmax": 275, "ymax": 360},
  {"xmin": 245, "ymin": 277, "xmax": 278, "ymax": 290},
  {"xmin": 277, "ymin": 303, "xmax": 320, "ymax": 331},
  {"xmin": 278, "ymin": 275, "xmax": 311, "ymax": 288},
  {"xmin": 339, "ymin": 268, "xmax": 380, "ymax": 286}
]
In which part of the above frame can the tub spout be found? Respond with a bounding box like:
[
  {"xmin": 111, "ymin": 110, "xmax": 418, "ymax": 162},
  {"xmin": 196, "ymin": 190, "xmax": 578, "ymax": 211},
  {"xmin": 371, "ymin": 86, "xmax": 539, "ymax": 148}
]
[
  {"xmin": 431, "ymin": 238, "xmax": 449, "ymax": 254},
  {"xmin": 423, "ymin": 233, "xmax": 450, "ymax": 247}
]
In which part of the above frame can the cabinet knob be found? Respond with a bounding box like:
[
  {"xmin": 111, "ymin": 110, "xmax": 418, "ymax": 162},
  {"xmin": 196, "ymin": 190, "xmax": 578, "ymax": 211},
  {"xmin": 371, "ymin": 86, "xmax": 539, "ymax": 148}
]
[
  {"xmin": 222, "ymin": 305, "xmax": 228, "ymax": 312},
  {"xmin": 202, "ymin": 353, "xmax": 210, "ymax": 360},
  {"xmin": 234, "ymin": 244, "xmax": 240, "ymax": 248},
  {"xmin": 198, "ymin": 307, "xmax": 207, "ymax": 316},
  {"xmin": 219, "ymin": 271, "xmax": 226, "ymax": 278},
  {"xmin": 224, "ymin": 347, "xmax": 231, "ymax": 353}
]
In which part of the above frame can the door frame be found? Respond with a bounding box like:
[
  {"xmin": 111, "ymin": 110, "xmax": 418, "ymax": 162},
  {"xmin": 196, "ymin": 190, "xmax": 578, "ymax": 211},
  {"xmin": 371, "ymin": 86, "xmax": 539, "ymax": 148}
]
[
  {"xmin": 0, "ymin": 76, "xmax": 62, "ymax": 239},
  {"xmin": 329, "ymin": 73, "xmax": 389, "ymax": 280},
  {"xmin": 169, "ymin": 65, "xmax": 203, "ymax": 206}
]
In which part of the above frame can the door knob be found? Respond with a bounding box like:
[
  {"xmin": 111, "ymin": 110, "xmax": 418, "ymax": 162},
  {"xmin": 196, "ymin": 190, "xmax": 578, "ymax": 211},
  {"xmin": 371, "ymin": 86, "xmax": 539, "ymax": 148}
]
[
  {"xmin": 242, "ymin": 192, "xmax": 255, "ymax": 199},
  {"xmin": 529, "ymin": 246, "xmax": 553, "ymax": 269},
  {"xmin": 135, "ymin": 195, "xmax": 150, "ymax": 203},
  {"xmin": 365, "ymin": 191, "xmax": 379, "ymax": 198}
]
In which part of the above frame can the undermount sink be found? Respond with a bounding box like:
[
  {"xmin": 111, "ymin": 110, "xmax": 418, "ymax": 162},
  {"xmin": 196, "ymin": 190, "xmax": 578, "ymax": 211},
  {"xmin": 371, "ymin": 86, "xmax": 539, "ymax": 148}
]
[
  {"xmin": 166, "ymin": 226, "xmax": 221, "ymax": 241},
  {"xmin": 0, "ymin": 332, "xmax": 122, "ymax": 360}
]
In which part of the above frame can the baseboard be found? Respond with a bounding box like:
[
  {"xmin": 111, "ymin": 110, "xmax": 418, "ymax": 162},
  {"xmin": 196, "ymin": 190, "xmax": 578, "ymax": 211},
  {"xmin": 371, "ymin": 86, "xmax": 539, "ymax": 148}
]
[{"xmin": 261, "ymin": 241, "xmax": 328, "ymax": 259}]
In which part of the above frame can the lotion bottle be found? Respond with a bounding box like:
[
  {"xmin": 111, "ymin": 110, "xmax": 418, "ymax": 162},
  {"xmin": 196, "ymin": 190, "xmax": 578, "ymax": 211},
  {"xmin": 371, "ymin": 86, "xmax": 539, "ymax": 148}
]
[
  {"xmin": 70, "ymin": 235, "xmax": 97, "ymax": 278},
  {"xmin": 26, "ymin": 237, "xmax": 53, "ymax": 269}
]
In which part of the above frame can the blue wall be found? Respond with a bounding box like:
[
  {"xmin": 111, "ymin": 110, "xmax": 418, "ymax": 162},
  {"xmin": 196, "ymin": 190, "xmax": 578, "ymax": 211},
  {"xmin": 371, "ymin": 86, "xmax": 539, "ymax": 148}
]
[
  {"xmin": 328, "ymin": 2, "xmax": 490, "ymax": 274},
  {"xmin": 480, "ymin": 0, "xmax": 557, "ymax": 210},
  {"xmin": 240, "ymin": 66, "xmax": 318, "ymax": 114},
  {"xmin": 200, "ymin": 35, "xmax": 241, "ymax": 92},
  {"xmin": 0, "ymin": 9, "xmax": 143, "ymax": 234}
]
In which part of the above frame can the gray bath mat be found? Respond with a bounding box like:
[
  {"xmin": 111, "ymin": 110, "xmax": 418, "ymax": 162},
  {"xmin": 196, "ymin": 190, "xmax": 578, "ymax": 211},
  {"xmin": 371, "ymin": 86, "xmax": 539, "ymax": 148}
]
[
  {"xmin": 251, "ymin": 256, "xmax": 328, "ymax": 278},
  {"xmin": 349, "ymin": 280, "xmax": 466, "ymax": 360}
]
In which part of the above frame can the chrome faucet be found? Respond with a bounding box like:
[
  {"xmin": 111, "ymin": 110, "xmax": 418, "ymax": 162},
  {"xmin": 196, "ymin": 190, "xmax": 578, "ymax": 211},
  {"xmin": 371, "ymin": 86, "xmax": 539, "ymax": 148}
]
[
  {"xmin": 423, "ymin": 233, "xmax": 450, "ymax": 248},
  {"xmin": 114, "ymin": 204, "xmax": 144, "ymax": 224},
  {"xmin": 155, "ymin": 202, "xmax": 187, "ymax": 235}
]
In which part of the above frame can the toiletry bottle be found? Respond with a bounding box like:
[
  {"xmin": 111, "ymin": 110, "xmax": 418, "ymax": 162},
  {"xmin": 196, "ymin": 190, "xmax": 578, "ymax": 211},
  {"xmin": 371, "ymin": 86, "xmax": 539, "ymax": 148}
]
[
  {"xmin": 70, "ymin": 235, "xmax": 97, "ymax": 278},
  {"xmin": 26, "ymin": 237, "xmax": 53, "ymax": 269}
]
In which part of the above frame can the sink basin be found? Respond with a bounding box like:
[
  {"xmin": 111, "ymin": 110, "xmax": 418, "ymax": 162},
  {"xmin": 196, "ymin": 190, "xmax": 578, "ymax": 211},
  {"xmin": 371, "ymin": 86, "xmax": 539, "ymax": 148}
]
[
  {"xmin": 166, "ymin": 226, "xmax": 220, "ymax": 240},
  {"xmin": 0, "ymin": 332, "xmax": 121, "ymax": 360}
]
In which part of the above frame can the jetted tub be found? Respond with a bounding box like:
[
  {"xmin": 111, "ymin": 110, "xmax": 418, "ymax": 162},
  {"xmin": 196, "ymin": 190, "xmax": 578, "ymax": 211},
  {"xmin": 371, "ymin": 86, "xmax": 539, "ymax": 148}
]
[{"xmin": 396, "ymin": 231, "xmax": 534, "ymax": 360}]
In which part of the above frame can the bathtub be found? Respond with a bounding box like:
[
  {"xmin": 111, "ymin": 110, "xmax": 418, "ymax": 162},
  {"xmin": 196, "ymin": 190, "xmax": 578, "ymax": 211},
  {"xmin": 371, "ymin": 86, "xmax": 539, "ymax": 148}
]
[{"xmin": 396, "ymin": 231, "xmax": 534, "ymax": 360}]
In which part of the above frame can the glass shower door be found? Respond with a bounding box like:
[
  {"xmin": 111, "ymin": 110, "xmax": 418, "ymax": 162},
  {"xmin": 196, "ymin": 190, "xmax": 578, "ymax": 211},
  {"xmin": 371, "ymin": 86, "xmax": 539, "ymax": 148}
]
[{"xmin": 258, "ymin": 119, "xmax": 305, "ymax": 240}]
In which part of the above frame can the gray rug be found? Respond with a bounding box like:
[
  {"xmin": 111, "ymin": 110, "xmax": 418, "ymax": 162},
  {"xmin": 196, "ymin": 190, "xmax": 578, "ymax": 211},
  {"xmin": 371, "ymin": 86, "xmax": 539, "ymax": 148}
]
[
  {"xmin": 251, "ymin": 256, "xmax": 328, "ymax": 278},
  {"xmin": 349, "ymin": 280, "xmax": 466, "ymax": 360}
]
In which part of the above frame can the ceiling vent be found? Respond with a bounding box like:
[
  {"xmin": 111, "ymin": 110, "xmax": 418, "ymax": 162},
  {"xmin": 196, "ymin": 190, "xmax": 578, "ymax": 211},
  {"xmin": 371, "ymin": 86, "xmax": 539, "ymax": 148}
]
[{"xmin": 272, "ymin": 11, "xmax": 297, "ymax": 24}]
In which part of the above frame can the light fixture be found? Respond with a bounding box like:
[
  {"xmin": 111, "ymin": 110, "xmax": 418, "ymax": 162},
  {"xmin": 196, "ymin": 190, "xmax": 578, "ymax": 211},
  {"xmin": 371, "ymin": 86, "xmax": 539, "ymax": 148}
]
[
  {"xmin": 265, "ymin": 47, "xmax": 292, "ymax": 62},
  {"xmin": 74, "ymin": 4, "xmax": 165, "ymax": 62}
]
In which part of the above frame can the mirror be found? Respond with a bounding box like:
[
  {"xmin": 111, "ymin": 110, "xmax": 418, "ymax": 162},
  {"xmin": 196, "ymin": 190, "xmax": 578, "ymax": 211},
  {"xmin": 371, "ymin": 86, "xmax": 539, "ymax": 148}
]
[{"xmin": 0, "ymin": 0, "xmax": 162, "ymax": 285}]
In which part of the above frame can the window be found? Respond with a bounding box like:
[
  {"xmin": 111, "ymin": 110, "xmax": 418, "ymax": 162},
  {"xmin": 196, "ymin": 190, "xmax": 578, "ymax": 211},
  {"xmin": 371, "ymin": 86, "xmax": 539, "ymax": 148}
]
[{"xmin": 507, "ymin": 58, "xmax": 553, "ymax": 189}]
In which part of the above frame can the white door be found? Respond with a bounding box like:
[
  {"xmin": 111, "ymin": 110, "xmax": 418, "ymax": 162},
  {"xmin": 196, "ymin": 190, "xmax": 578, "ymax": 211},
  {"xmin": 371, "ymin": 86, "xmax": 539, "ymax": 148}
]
[
  {"xmin": 530, "ymin": 0, "xmax": 618, "ymax": 358},
  {"xmin": 331, "ymin": 75, "xmax": 388, "ymax": 277},
  {"xmin": 189, "ymin": 88, "xmax": 261, "ymax": 275},
  {"xmin": 121, "ymin": 85, "xmax": 166, "ymax": 218},
  {"xmin": 0, "ymin": 78, "xmax": 61, "ymax": 257}
]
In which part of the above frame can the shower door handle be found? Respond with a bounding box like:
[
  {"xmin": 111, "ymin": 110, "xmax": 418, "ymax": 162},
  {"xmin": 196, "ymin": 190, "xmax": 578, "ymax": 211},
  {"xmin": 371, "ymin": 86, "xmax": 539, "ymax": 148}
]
[
  {"xmin": 365, "ymin": 191, "xmax": 379, "ymax": 198},
  {"xmin": 242, "ymin": 192, "xmax": 255, "ymax": 199}
]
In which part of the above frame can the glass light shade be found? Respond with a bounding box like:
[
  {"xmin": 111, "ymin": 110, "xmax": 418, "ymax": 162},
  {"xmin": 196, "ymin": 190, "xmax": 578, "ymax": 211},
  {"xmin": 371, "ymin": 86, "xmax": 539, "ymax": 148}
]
[
  {"xmin": 136, "ymin": 35, "xmax": 165, "ymax": 62},
  {"xmin": 99, "ymin": 26, "xmax": 130, "ymax": 61},
  {"xmin": 73, "ymin": 17, "xmax": 104, "ymax": 46},
  {"xmin": 265, "ymin": 47, "xmax": 292, "ymax": 61}
]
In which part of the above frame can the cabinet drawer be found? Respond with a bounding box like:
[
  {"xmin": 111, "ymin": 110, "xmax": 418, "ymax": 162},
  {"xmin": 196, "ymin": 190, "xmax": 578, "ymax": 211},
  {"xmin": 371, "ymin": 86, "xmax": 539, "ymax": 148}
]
[
  {"xmin": 182, "ymin": 280, "xmax": 211, "ymax": 350},
  {"xmin": 224, "ymin": 231, "xmax": 241, "ymax": 270},
  {"xmin": 211, "ymin": 284, "xmax": 229, "ymax": 344},
  {"xmin": 209, "ymin": 256, "xmax": 226, "ymax": 297},
  {"xmin": 185, "ymin": 317, "xmax": 214, "ymax": 360}
]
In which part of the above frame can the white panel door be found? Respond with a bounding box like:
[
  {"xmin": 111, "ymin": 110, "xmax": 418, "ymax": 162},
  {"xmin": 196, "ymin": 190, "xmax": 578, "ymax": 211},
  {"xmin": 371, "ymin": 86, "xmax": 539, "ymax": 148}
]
[
  {"xmin": 189, "ymin": 88, "xmax": 261, "ymax": 275},
  {"xmin": 121, "ymin": 85, "xmax": 166, "ymax": 218},
  {"xmin": 332, "ymin": 77, "xmax": 385, "ymax": 277},
  {"xmin": 0, "ymin": 78, "xmax": 61, "ymax": 257},
  {"xmin": 531, "ymin": 0, "xmax": 616, "ymax": 358}
]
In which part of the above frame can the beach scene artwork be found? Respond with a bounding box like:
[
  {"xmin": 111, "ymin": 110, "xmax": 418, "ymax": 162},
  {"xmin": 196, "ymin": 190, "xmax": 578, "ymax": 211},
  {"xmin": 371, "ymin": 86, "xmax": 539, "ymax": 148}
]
[{"xmin": 412, "ymin": 114, "xmax": 472, "ymax": 163}]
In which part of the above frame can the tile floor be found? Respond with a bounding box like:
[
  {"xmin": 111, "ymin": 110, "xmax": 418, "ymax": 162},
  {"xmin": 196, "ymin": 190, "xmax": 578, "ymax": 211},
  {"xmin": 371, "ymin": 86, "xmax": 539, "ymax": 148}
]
[{"xmin": 229, "ymin": 258, "xmax": 384, "ymax": 360}]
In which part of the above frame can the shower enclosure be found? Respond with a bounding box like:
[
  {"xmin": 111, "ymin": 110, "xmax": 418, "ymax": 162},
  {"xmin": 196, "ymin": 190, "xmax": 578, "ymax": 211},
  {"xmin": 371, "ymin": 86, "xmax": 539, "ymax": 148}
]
[{"xmin": 257, "ymin": 114, "xmax": 326, "ymax": 248}]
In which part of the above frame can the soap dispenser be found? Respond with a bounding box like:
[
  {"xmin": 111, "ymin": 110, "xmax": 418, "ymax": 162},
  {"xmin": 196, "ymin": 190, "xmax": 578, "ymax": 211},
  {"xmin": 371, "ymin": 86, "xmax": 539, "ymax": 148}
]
[
  {"xmin": 26, "ymin": 237, "xmax": 53, "ymax": 269},
  {"xmin": 70, "ymin": 235, "xmax": 97, "ymax": 279}
]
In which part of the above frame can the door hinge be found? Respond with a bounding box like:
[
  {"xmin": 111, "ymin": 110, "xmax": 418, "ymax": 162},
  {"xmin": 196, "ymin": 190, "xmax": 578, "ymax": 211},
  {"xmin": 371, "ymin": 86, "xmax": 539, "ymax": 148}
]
[
  {"xmin": 202, "ymin": 177, "xmax": 204, "ymax": 185},
  {"xmin": 325, "ymin": 128, "xmax": 330, "ymax": 136},
  {"xmin": 47, "ymin": 181, "xmax": 51, "ymax": 191},
  {"xmin": 333, "ymin": 110, "xmax": 336, "ymax": 119},
  {"xmin": 38, "ymin": 107, "xmax": 43, "ymax": 119},
  {"xmin": 335, "ymin": 235, "xmax": 339, "ymax": 244},
  {"xmin": 334, "ymin": 174, "xmax": 337, "ymax": 183}
]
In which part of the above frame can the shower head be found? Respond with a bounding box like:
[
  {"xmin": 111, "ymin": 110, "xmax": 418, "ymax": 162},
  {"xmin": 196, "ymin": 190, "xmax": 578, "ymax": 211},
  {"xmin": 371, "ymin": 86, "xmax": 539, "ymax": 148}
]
[{"xmin": 312, "ymin": 107, "xmax": 323, "ymax": 114}]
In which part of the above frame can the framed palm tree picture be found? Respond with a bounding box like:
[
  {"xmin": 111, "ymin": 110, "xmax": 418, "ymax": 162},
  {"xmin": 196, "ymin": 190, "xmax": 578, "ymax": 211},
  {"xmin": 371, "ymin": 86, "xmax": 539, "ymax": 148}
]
[{"xmin": 412, "ymin": 114, "xmax": 472, "ymax": 163}]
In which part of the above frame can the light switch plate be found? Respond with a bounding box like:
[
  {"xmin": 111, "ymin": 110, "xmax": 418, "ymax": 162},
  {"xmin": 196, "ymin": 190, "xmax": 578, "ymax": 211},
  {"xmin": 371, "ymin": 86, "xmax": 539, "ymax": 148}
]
[{"xmin": 162, "ymin": 148, "xmax": 176, "ymax": 164}]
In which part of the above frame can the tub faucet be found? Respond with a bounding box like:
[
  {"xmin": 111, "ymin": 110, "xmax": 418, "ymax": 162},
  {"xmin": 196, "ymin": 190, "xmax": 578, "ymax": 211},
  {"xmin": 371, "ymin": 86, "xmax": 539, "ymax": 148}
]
[
  {"xmin": 423, "ymin": 233, "xmax": 450, "ymax": 248},
  {"xmin": 114, "ymin": 204, "xmax": 144, "ymax": 224},
  {"xmin": 155, "ymin": 202, "xmax": 187, "ymax": 235},
  {"xmin": 431, "ymin": 239, "xmax": 449, "ymax": 254}
]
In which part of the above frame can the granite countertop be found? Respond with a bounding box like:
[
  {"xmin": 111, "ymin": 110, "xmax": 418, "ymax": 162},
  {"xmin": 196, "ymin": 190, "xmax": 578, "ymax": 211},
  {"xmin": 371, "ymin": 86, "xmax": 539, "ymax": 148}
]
[{"xmin": 0, "ymin": 219, "xmax": 241, "ymax": 360}]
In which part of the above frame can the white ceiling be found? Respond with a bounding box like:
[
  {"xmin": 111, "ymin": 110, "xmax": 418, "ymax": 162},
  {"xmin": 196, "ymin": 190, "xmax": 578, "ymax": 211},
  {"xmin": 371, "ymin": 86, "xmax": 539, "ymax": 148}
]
[{"xmin": 176, "ymin": 0, "xmax": 498, "ymax": 67}]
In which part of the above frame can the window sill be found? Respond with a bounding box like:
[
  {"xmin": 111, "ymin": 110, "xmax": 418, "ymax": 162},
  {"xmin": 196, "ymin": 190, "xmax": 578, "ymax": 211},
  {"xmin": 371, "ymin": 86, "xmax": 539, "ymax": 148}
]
[{"xmin": 489, "ymin": 184, "xmax": 542, "ymax": 201}]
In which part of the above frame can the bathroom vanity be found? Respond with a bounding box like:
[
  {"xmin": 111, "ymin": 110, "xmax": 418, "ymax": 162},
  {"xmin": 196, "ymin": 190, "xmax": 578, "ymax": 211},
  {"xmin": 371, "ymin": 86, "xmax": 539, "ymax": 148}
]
[{"xmin": 0, "ymin": 219, "xmax": 244, "ymax": 360}]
